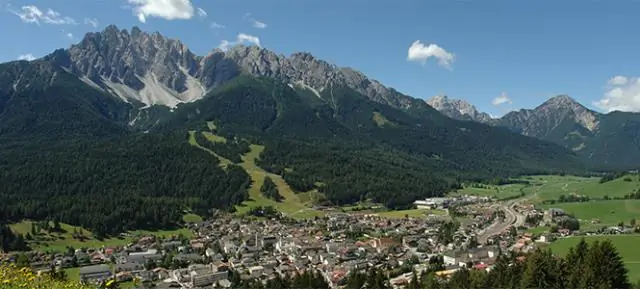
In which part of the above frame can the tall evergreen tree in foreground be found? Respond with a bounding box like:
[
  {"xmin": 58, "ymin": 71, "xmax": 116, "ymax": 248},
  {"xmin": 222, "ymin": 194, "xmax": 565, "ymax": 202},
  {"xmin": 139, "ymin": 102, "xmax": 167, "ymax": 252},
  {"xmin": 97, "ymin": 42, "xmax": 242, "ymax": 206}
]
[{"xmin": 339, "ymin": 238, "xmax": 630, "ymax": 289}]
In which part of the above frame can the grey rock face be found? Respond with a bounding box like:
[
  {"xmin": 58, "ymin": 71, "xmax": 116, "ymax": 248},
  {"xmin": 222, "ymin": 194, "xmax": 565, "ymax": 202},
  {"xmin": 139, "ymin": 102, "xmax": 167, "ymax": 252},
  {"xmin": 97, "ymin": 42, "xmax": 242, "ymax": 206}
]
[
  {"xmin": 497, "ymin": 95, "xmax": 600, "ymax": 138},
  {"xmin": 68, "ymin": 25, "xmax": 196, "ymax": 93},
  {"xmin": 59, "ymin": 26, "xmax": 430, "ymax": 110},
  {"xmin": 427, "ymin": 95, "xmax": 493, "ymax": 123}
]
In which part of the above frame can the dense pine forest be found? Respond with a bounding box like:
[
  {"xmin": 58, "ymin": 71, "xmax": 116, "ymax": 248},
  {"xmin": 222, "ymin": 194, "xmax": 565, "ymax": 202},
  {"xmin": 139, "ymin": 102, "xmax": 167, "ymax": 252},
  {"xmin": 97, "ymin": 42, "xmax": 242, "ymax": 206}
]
[{"xmin": 0, "ymin": 133, "xmax": 251, "ymax": 237}]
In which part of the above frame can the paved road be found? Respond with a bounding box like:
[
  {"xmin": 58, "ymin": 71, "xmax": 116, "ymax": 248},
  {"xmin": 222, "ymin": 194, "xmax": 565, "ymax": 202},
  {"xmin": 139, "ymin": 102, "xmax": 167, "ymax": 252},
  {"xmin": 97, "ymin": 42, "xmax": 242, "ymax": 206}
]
[{"xmin": 477, "ymin": 199, "xmax": 520, "ymax": 244}]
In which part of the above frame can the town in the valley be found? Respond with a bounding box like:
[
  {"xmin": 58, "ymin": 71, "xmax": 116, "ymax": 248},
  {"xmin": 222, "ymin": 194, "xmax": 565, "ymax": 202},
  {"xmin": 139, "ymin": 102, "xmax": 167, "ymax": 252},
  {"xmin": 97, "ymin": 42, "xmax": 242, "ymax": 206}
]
[{"xmin": 2, "ymin": 189, "xmax": 624, "ymax": 289}]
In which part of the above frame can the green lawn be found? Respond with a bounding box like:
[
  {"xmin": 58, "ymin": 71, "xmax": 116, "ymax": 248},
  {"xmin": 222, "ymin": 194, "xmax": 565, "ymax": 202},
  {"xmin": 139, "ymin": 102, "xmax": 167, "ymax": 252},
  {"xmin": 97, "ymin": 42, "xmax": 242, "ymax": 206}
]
[
  {"xmin": 526, "ymin": 226, "xmax": 551, "ymax": 234},
  {"xmin": 549, "ymin": 235, "xmax": 640, "ymax": 282},
  {"xmin": 63, "ymin": 267, "xmax": 81, "ymax": 282},
  {"xmin": 539, "ymin": 199, "xmax": 640, "ymax": 227},
  {"xmin": 182, "ymin": 213, "xmax": 203, "ymax": 223},
  {"xmin": 10, "ymin": 220, "xmax": 192, "ymax": 253}
]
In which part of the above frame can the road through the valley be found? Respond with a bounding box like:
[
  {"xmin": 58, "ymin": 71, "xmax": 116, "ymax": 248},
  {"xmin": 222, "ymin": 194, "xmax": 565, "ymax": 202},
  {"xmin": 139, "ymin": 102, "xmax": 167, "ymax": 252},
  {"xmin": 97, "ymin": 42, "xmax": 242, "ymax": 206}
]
[{"xmin": 477, "ymin": 197, "xmax": 528, "ymax": 244}]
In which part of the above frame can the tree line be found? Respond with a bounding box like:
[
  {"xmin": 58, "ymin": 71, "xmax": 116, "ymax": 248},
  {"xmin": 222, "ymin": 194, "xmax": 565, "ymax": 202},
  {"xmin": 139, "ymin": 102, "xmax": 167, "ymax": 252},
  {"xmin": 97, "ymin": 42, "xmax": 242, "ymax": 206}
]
[{"xmin": 0, "ymin": 133, "xmax": 251, "ymax": 238}]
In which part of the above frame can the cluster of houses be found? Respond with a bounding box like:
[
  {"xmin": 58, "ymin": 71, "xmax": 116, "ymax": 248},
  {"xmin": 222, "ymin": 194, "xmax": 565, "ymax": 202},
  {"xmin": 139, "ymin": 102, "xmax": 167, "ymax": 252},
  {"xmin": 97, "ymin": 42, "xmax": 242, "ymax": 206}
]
[{"xmin": 6, "ymin": 202, "xmax": 601, "ymax": 289}]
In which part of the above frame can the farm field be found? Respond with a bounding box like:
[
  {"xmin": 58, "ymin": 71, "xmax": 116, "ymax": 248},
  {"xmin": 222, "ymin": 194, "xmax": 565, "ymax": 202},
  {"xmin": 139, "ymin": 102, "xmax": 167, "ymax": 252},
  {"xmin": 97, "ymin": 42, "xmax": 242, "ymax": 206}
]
[
  {"xmin": 452, "ymin": 174, "xmax": 640, "ymax": 205},
  {"xmin": 539, "ymin": 199, "xmax": 640, "ymax": 228},
  {"xmin": 524, "ymin": 174, "xmax": 640, "ymax": 203},
  {"xmin": 449, "ymin": 183, "xmax": 526, "ymax": 200},
  {"xmin": 549, "ymin": 235, "xmax": 640, "ymax": 281},
  {"xmin": 9, "ymin": 220, "xmax": 193, "ymax": 253}
]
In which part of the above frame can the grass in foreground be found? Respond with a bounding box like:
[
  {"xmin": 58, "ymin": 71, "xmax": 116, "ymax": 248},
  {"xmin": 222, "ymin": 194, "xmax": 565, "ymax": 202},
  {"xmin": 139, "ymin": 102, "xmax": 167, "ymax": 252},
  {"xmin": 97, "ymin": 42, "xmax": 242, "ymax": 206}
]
[
  {"xmin": 0, "ymin": 264, "xmax": 93, "ymax": 289},
  {"xmin": 549, "ymin": 235, "xmax": 640, "ymax": 281}
]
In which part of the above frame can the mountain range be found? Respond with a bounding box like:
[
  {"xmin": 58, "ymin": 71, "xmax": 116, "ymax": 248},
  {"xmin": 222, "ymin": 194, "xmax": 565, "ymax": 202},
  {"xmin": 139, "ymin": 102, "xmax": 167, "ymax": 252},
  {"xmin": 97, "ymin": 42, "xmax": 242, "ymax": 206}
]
[
  {"xmin": 427, "ymin": 95, "xmax": 640, "ymax": 168},
  {"xmin": 0, "ymin": 26, "xmax": 595, "ymax": 234}
]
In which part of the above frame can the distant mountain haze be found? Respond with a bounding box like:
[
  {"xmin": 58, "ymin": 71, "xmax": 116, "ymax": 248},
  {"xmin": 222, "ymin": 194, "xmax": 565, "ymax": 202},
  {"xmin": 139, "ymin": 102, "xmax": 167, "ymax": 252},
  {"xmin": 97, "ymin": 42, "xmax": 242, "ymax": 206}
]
[{"xmin": 429, "ymin": 94, "xmax": 640, "ymax": 168}]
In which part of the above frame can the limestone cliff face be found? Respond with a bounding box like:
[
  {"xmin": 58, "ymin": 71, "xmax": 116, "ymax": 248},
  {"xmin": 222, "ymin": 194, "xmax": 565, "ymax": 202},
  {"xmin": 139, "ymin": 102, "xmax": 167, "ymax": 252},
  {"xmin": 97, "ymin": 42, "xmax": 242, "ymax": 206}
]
[
  {"xmin": 56, "ymin": 25, "xmax": 428, "ymax": 111},
  {"xmin": 497, "ymin": 95, "xmax": 600, "ymax": 139},
  {"xmin": 426, "ymin": 95, "xmax": 493, "ymax": 123}
]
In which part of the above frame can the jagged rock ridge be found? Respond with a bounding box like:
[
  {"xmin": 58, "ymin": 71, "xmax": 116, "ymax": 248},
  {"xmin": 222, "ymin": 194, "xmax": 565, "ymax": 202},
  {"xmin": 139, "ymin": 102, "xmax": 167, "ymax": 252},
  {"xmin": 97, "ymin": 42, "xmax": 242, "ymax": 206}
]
[
  {"xmin": 426, "ymin": 95, "xmax": 493, "ymax": 123},
  {"xmin": 496, "ymin": 95, "xmax": 600, "ymax": 139},
  {"xmin": 55, "ymin": 25, "xmax": 429, "ymax": 111}
]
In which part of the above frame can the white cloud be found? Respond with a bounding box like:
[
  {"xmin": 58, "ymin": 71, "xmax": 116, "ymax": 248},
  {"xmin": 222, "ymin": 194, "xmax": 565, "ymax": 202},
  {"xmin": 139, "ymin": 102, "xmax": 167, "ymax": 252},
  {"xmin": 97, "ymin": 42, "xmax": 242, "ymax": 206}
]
[
  {"xmin": 218, "ymin": 33, "xmax": 261, "ymax": 51},
  {"xmin": 244, "ymin": 13, "xmax": 267, "ymax": 29},
  {"xmin": 196, "ymin": 7, "xmax": 207, "ymax": 18},
  {"xmin": 127, "ymin": 0, "xmax": 195, "ymax": 23},
  {"xmin": 17, "ymin": 53, "xmax": 36, "ymax": 61},
  {"xmin": 608, "ymin": 75, "xmax": 628, "ymax": 86},
  {"xmin": 211, "ymin": 22, "xmax": 225, "ymax": 29},
  {"xmin": 492, "ymin": 92, "xmax": 512, "ymax": 106},
  {"xmin": 9, "ymin": 5, "xmax": 77, "ymax": 25},
  {"xmin": 407, "ymin": 40, "xmax": 455, "ymax": 70},
  {"xmin": 252, "ymin": 20, "xmax": 267, "ymax": 29},
  {"xmin": 594, "ymin": 76, "xmax": 640, "ymax": 112},
  {"xmin": 66, "ymin": 32, "xmax": 74, "ymax": 40},
  {"xmin": 84, "ymin": 17, "xmax": 99, "ymax": 28}
]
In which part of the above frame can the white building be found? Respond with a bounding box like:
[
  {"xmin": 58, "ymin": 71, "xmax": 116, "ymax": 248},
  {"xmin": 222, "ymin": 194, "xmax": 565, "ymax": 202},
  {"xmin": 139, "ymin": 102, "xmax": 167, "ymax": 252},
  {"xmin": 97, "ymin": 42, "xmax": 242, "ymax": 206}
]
[{"xmin": 414, "ymin": 197, "xmax": 449, "ymax": 209}]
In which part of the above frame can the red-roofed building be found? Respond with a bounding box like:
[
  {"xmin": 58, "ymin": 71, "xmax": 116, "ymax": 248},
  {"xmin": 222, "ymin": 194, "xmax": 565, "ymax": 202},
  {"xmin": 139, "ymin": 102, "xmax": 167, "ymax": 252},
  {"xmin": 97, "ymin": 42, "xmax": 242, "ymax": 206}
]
[{"xmin": 474, "ymin": 263, "xmax": 488, "ymax": 271}]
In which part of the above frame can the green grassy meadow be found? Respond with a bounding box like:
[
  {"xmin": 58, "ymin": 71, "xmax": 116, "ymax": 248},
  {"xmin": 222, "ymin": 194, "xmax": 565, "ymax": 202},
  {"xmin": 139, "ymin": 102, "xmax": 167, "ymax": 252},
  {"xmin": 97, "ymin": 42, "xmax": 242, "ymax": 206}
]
[
  {"xmin": 526, "ymin": 174, "xmax": 640, "ymax": 202},
  {"xmin": 188, "ymin": 130, "xmax": 325, "ymax": 219},
  {"xmin": 451, "ymin": 174, "xmax": 640, "ymax": 205},
  {"xmin": 539, "ymin": 200, "xmax": 640, "ymax": 228},
  {"xmin": 187, "ymin": 131, "xmax": 231, "ymax": 167},
  {"xmin": 9, "ymin": 220, "xmax": 193, "ymax": 253},
  {"xmin": 450, "ymin": 184, "xmax": 525, "ymax": 200},
  {"xmin": 549, "ymin": 235, "xmax": 640, "ymax": 281}
]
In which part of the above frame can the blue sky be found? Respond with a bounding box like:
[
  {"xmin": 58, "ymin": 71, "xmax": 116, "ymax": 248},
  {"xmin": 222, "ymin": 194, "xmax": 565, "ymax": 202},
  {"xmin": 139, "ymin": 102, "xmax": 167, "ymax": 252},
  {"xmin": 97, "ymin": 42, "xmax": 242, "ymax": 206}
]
[{"xmin": 1, "ymin": 0, "xmax": 639, "ymax": 116}]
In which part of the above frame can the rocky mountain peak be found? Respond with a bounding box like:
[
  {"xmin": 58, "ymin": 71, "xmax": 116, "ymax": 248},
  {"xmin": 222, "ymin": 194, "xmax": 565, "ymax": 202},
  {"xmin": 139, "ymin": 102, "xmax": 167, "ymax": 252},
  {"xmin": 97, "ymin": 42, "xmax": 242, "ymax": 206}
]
[
  {"xmin": 64, "ymin": 25, "xmax": 202, "ymax": 107},
  {"xmin": 534, "ymin": 94, "xmax": 599, "ymax": 131},
  {"xmin": 47, "ymin": 26, "xmax": 431, "ymax": 111},
  {"xmin": 539, "ymin": 95, "xmax": 582, "ymax": 109},
  {"xmin": 427, "ymin": 95, "xmax": 492, "ymax": 123}
]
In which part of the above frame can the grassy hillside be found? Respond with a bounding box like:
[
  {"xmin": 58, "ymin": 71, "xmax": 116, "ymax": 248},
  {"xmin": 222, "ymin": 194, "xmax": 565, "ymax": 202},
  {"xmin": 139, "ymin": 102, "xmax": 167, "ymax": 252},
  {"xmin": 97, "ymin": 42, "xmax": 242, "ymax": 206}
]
[
  {"xmin": 9, "ymin": 220, "xmax": 192, "ymax": 253},
  {"xmin": 189, "ymin": 130, "xmax": 324, "ymax": 219}
]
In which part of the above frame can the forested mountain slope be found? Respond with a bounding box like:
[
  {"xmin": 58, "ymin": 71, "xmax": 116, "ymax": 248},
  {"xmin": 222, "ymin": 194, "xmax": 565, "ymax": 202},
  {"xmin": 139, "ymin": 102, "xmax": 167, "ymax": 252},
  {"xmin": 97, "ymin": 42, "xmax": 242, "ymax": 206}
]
[{"xmin": 0, "ymin": 26, "xmax": 587, "ymax": 235}]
